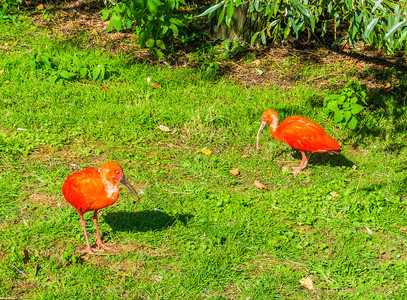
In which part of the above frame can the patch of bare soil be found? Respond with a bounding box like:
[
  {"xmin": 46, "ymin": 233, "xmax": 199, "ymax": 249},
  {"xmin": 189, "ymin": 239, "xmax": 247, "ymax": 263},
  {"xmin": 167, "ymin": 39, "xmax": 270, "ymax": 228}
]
[
  {"xmin": 29, "ymin": 191, "xmax": 65, "ymax": 208},
  {"xmin": 27, "ymin": 0, "xmax": 407, "ymax": 91}
]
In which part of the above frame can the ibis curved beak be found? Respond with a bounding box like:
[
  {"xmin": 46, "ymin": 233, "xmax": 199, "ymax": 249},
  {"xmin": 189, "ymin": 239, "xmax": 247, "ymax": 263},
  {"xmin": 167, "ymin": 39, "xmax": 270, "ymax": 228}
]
[
  {"xmin": 120, "ymin": 175, "xmax": 138, "ymax": 197},
  {"xmin": 256, "ymin": 121, "xmax": 268, "ymax": 150}
]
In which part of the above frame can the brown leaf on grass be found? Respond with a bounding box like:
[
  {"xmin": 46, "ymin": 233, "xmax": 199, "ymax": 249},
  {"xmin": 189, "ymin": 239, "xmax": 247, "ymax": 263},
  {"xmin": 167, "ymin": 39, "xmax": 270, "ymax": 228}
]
[
  {"xmin": 151, "ymin": 82, "xmax": 161, "ymax": 89},
  {"xmin": 330, "ymin": 191, "xmax": 340, "ymax": 198},
  {"xmin": 36, "ymin": 4, "xmax": 44, "ymax": 10},
  {"xmin": 90, "ymin": 29, "xmax": 98, "ymax": 36},
  {"xmin": 399, "ymin": 227, "xmax": 407, "ymax": 233},
  {"xmin": 252, "ymin": 59, "xmax": 261, "ymax": 66},
  {"xmin": 254, "ymin": 180, "xmax": 267, "ymax": 190},
  {"xmin": 0, "ymin": 70, "xmax": 4, "ymax": 75},
  {"xmin": 384, "ymin": 82, "xmax": 391, "ymax": 89},
  {"xmin": 158, "ymin": 125, "xmax": 171, "ymax": 132},
  {"xmin": 230, "ymin": 168, "xmax": 240, "ymax": 176},
  {"xmin": 241, "ymin": 154, "xmax": 251, "ymax": 158},
  {"xmin": 22, "ymin": 249, "xmax": 30, "ymax": 265},
  {"xmin": 13, "ymin": 40, "xmax": 18, "ymax": 46},
  {"xmin": 299, "ymin": 277, "xmax": 314, "ymax": 291}
]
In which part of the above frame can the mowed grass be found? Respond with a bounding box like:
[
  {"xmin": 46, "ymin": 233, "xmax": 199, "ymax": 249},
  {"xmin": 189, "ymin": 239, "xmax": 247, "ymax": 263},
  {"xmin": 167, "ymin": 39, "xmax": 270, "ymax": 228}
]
[{"xmin": 1, "ymin": 19, "xmax": 407, "ymax": 299}]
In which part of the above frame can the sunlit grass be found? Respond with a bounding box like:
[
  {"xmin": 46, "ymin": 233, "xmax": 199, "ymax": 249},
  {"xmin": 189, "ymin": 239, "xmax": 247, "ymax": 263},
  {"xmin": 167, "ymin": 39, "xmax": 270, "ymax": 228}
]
[{"xmin": 1, "ymin": 18, "xmax": 407, "ymax": 299}]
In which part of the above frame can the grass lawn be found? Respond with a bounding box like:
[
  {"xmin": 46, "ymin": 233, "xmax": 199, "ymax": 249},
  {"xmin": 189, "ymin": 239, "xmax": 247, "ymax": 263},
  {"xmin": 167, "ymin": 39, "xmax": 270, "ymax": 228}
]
[{"xmin": 1, "ymin": 13, "xmax": 407, "ymax": 299}]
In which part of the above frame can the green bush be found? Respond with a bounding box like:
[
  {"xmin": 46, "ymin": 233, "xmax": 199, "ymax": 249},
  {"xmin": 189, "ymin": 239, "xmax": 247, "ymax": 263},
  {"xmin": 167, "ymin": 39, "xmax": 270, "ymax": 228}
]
[
  {"xmin": 101, "ymin": 0, "xmax": 188, "ymax": 57},
  {"xmin": 29, "ymin": 51, "xmax": 117, "ymax": 83},
  {"xmin": 323, "ymin": 83, "xmax": 367, "ymax": 130},
  {"xmin": 199, "ymin": 0, "xmax": 407, "ymax": 54},
  {"xmin": 0, "ymin": 0, "xmax": 22, "ymax": 23}
]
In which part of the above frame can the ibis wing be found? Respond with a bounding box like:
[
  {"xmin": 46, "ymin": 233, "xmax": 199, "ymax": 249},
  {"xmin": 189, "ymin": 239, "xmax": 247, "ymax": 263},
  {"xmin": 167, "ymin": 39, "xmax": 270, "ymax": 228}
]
[
  {"xmin": 277, "ymin": 116, "xmax": 340, "ymax": 152},
  {"xmin": 62, "ymin": 168, "xmax": 109, "ymax": 214}
]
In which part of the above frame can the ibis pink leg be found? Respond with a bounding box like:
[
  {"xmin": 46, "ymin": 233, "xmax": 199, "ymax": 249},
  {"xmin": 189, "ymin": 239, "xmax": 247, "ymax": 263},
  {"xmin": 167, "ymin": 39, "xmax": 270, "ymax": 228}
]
[
  {"xmin": 292, "ymin": 151, "xmax": 312, "ymax": 175},
  {"xmin": 93, "ymin": 210, "xmax": 115, "ymax": 251},
  {"xmin": 79, "ymin": 214, "xmax": 96, "ymax": 254}
]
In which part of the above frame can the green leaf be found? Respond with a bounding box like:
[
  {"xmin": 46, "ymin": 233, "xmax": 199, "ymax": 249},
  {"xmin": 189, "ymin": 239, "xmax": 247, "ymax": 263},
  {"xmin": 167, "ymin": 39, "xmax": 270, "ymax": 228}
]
[
  {"xmin": 170, "ymin": 23, "xmax": 178, "ymax": 37},
  {"xmin": 146, "ymin": 38, "xmax": 155, "ymax": 48},
  {"xmin": 351, "ymin": 103, "xmax": 364, "ymax": 114},
  {"xmin": 134, "ymin": 0, "xmax": 145, "ymax": 10},
  {"xmin": 327, "ymin": 101, "xmax": 338, "ymax": 111},
  {"xmin": 139, "ymin": 31, "xmax": 149, "ymax": 48},
  {"xmin": 40, "ymin": 55, "xmax": 52, "ymax": 69},
  {"xmin": 100, "ymin": 9, "xmax": 110, "ymax": 21},
  {"xmin": 106, "ymin": 21, "xmax": 114, "ymax": 33},
  {"xmin": 167, "ymin": 0, "xmax": 175, "ymax": 10},
  {"xmin": 123, "ymin": 19, "xmax": 132, "ymax": 29},
  {"xmin": 79, "ymin": 67, "xmax": 88, "ymax": 78},
  {"xmin": 147, "ymin": 0, "xmax": 159, "ymax": 15},
  {"xmin": 334, "ymin": 110, "xmax": 343, "ymax": 123},
  {"xmin": 198, "ymin": 1, "xmax": 224, "ymax": 18},
  {"xmin": 348, "ymin": 116, "xmax": 358, "ymax": 130},
  {"xmin": 155, "ymin": 49, "xmax": 165, "ymax": 59},
  {"xmin": 328, "ymin": 94, "xmax": 339, "ymax": 100},
  {"xmin": 110, "ymin": 13, "xmax": 123, "ymax": 32},
  {"xmin": 371, "ymin": 0, "xmax": 384, "ymax": 12},
  {"xmin": 59, "ymin": 71, "xmax": 76, "ymax": 79},
  {"xmin": 385, "ymin": 21, "xmax": 406, "ymax": 40},
  {"xmin": 260, "ymin": 31, "xmax": 266, "ymax": 44},
  {"xmin": 283, "ymin": 24, "xmax": 291, "ymax": 39},
  {"xmin": 92, "ymin": 66, "xmax": 101, "ymax": 81},
  {"xmin": 364, "ymin": 17, "xmax": 379, "ymax": 40},
  {"xmin": 72, "ymin": 56, "xmax": 82, "ymax": 67},
  {"xmin": 156, "ymin": 39, "xmax": 166, "ymax": 49},
  {"xmin": 169, "ymin": 17, "xmax": 184, "ymax": 26},
  {"xmin": 217, "ymin": 7, "xmax": 225, "ymax": 27},
  {"xmin": 99, "ymin": 65, "xmax": 105, "ymax": 81},
  {"xmin": 250, "ymin": 32, "xmax": 260, "ymax": 46},
  {"xmin": 344, "ymin": 111, "xmax": 352, "ymax": 122},
  {"xmin": 225, "ymin": 0, "xmax": 234, "ymax": 28}
]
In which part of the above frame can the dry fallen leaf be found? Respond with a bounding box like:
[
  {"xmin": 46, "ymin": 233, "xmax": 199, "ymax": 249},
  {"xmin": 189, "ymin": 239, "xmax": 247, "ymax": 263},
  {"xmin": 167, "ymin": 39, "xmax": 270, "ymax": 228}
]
[
  {"xmin": 36, "ymin": 4, "xmax": 44, "ymax": 10},
  {"xmin": 22, "ymin": 249, "xmax": 30, "ymax": 265},
  {"xmin": 330, "ymin": 191, "xmax": 340, "ymax": 198},
  {"xmin": 100, "ymin": 87, "xmax": 110, "ymax": 91},
  {"xmin": 90, "ymin": 29, "xmax": 98, "ymax": 36},
  {"xmin": 230, "ymin": 168, "xmax": 240, "ymax": 176},
  {"xmin": 158, "ymin": 125, "xmax": 171, "ymax": 132},
  {"xmin": 241, "ymin": 154, "xmax": 251, "ymax": 158},
  {"xmin": 0, "ymin": 70, "xmax": 4, "ymax": 75},
  {"xmin": 384, "ymin": 83, "xmax": 391, "ymax": 89},
  {"xmin": 254, "ymin": 180, "xmax": 267, "ymax": 190},
  {"xmin": 252, "ymin": 59, "xmax": 261, "ymax": 66},
  {"xmin": 299, "ymin": 277, "xmax": 314, "ymax": 291},
  {"xmin": 400, "ymin": 227, "xmax": 407, "ymax": 233},
  {"xmin": 13, "ymin": 40, "xmax": 18, "ymax": 46},
  {"xmin": 151, "ymin": 82, "xmax": 161, "ymax": 89},
  {"xmin": 197, "ymin": 149, "xmax": 212, "ymax": 156}
]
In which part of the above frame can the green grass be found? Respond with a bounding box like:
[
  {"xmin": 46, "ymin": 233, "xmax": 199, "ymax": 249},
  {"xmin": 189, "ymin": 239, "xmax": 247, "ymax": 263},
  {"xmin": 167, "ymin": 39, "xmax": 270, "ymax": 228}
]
[{"xmin": 1, "ymin": 19, "xmax": 407, "ymax": 299}]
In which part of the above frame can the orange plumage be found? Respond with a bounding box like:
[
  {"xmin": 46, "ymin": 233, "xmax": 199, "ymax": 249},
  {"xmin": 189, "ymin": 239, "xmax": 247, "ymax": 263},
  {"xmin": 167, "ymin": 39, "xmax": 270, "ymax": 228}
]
[
  {"xmin": 62, "ymin": 162, "xmax": 138, "ymax": 253},
  {"xmin": 256, "ymin": 109, "xmax": 341, "ymax": 174}
]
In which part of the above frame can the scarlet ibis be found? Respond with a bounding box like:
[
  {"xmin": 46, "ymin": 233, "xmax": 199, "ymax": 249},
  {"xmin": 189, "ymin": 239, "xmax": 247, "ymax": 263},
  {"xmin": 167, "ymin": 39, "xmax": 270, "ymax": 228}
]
[
  {"xmin": 62, "ymin": 161, "xmax": 138, "ymax": 254},
  {"xmin": 256, "ymin": 109, "xmax": 341, "ymax": 175}
]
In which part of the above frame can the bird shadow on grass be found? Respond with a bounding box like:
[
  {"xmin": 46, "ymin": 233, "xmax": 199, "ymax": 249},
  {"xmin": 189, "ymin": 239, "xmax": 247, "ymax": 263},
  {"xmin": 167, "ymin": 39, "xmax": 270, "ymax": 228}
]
[{"xmin": 103, "ymin": 210, "xmax": 193, "ymax": 233}]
